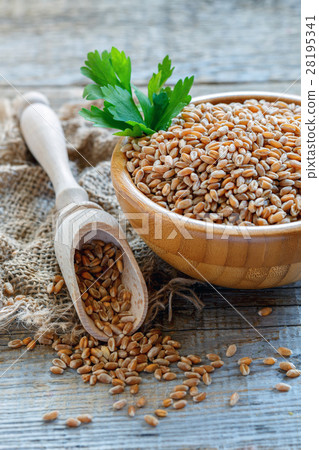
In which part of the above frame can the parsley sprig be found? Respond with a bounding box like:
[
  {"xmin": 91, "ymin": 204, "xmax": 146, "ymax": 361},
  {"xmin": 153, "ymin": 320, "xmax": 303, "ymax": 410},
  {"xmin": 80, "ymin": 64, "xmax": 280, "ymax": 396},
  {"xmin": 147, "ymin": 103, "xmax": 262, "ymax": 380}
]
[{"xmin": 79, "ymin": 48, "xmax": 194, "ymax": 137}]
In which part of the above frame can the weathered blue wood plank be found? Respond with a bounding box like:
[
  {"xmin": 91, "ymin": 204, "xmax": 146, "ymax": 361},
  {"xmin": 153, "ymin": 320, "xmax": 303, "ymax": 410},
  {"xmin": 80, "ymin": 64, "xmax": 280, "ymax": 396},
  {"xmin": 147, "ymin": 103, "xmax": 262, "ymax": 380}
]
[{"xmin": 0, "ymin": 0, "xmax": 301, "ymax": 86}]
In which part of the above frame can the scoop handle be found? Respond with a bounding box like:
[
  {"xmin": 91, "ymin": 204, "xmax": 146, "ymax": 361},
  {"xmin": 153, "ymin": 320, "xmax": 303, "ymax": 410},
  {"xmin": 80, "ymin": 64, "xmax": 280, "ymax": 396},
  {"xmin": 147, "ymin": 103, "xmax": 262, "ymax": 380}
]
[{"xmin": 19, "ymin": 91, "xmax": 88, "ymax": 210}]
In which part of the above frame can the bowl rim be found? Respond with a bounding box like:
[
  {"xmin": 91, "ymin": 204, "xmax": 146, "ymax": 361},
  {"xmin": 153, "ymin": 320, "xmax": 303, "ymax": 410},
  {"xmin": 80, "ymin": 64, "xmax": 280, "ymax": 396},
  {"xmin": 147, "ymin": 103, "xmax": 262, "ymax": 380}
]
[{"xmin": 112, "ymin": 91, "xmax": 301, "ymax": 237}]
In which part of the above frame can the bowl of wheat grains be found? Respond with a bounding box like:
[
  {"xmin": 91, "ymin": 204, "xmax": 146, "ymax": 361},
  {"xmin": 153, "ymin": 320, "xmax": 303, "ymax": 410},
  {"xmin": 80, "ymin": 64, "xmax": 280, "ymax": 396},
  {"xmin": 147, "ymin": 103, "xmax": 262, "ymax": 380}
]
[{"xmin": 111, "ymin": 92, "xmax": 301, "ymax": 289}]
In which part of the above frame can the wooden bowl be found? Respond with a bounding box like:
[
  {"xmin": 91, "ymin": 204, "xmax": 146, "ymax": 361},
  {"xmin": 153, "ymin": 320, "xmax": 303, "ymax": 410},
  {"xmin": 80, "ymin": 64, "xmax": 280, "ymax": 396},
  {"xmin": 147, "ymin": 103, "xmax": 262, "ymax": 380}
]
[{"xmin": 111, "ymin": 92, "xmax": 301, "ymax": 289}]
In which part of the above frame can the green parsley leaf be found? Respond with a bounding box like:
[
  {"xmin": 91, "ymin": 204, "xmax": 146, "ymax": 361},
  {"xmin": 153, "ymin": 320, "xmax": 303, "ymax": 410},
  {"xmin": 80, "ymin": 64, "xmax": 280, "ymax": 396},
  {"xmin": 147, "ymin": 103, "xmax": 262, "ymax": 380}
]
[
  {"xmin": 81, "ymin": 47, "xmax": 131, "ymax": 98},
  {"xmin": 80, "ymin": 49, "xmax": 194, "ymax": 137},
  {"xmin": 82, "ymin": 84, "xmax": 104, "ymax": 100},
  {"xmin": 150, "ymin": 91, "xmax": 170, "ymax": 129},
  {"xmin": 100, "ymin": 84, "xmax": 144, "ymax": 124},
  {"xmin": 79, "ymin": 105, "xmax": 129, "ymax": 130},
  {"xmin": 133, "ymin": 86, "xmax": 153, "ymax": 126},
  {"xmin": 81, "ymin": 50, "xmax": 118, "ymax": 89},
  {"xmin": 155, "ymin": 76, "xmax": 194, "ymax": 131},
  {"xmin": 148, "ymin": 55, "xmax": 174, "ymax": 103},
  {"xmin": 109, "ymin": 47, "xmax": 132, "ymax": 93},
  {"xmin": 114, "ymin": 122, "xmax": 155, "ymax": 137}
]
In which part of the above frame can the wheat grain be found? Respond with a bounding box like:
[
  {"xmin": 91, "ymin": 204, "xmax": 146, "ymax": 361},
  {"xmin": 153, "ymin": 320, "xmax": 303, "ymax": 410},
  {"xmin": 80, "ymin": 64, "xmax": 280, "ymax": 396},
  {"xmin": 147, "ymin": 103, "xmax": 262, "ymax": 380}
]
[
  {"xmin": 237, "ymin": 357, "xmax": 252, "ymax": 366},
  {"xmin": 113, "ymin": 399, "xmax": 127, "ymax": 410},
  {"xmin": 279, "ymin": 361, "xmax": 296, "ymax": 371},
  {"xmin": 155, "ymin": 409, "xmax": 168, "ymax": 417},
  {"xmin": 3, "ymin": 282, "xmax": 14, "ymax": 295},
  {"xmin": 206, "ymin": 353, "xmax": 220, "ymax": 362},
  {"xmin": 128, "ymin": 406, "xmax": 136, "ymax": 417},
  {"xmin": 263, "ymin": 357, "xmax": 277, "ymax": 365},
  {"xmin": 54, "ymin": 279, "xmax": 64, "ymax": 294},
  {"xmin": 187, "ymin": 354, "xmax": 201, "ymax": 364},
  {"xmin": 173, "ymin": 400, "xmax": 188, "ymax": 410},
  {"xmin": 22, "ymin": 337, "xmax": 32, "ymax": 346},
  {"xmin": 184, "ymin": 371, "xmax": 201, "ymax": 379},
  {"xmin": 202, "ymin": 373, "xmax": 212, "ymax": 385},
  {"xmin": 109, "ymin": 385, "xmax": 124, "ymax": 395},
  {"xmin": 286, "ymin": 369, "xmax": 301, "ymax": 378},
  {"xmin": 136, "ymin": 397, "xmax": 147, "ymax": 408},
  {"xmin": 211, "ymin": 360, "xmax": 224, "ymax": 368},
  {"xmin": 144, "ymin": 415, "xmax": 159, "ymax": 427},
  {"xmin": 277, "ymin": 347, "xmax": 293, "ymax": 357},
  {"xmin": 183, "ymin": 378, "xmax": 200, "ymax": 387},
  {"xmin": 189, "ymin": 386, "xmax": 199, "ymax": 397},
  {"xmin": 193, "ymin": 392, "xmax": 206, "ymax": 403},
  {"xmin": 258, "ymin": 307, "xmax": 273, "ymax": 316},
  {"xmin": 275, "ymin": 383, "xmax": 291, "ymax": 392},
  {"xmin": 130, "ymin": 384, "xmax": 140, "ymax": 395},
  {"xmin": 173, "ymin": 385, "xmax": 189, "ymax": 392},
  {"xmin": 163, "ymin": 372, "xmax": 177, "ymax": 381},
  {"xmin": 239, "ymin": 363, "xmax": 250, "ymax": 376},
  {"xmin": 26, "ymin": 339, "xmax": 36, "ymax": 351},
  {"xmin": 229, "ymin": 392, "xmax": 240, "ymax": 406},
  {"xmin": 177, "ymin": 361, "xmax": 192, "ymax": 371},
  {"xmin": 42, "ymin": 411, "xmax": 59, "ymax": 421},
  {"xmin": 52, "ymin": 358, "xmax": 67, "ymax": 369},
  {"xmin": 170, "ymin": 391, "xmax": 187, "ymax": 400},
  {"xmin": 50, "ymin": 366, "xmax": 64, "ymax": 375},
  {"xmin": 226, "ymin": 344, "xmax": 237, "ymax": 357},
  {"xmin": 8, "ymin": 339, "xmax": 23, "ymax": 349},
  {"xmin": 162, "ymin": 398, "xmax": 173, "ymax": 407},
  {"xmin": 65, "ymin": 417, "xmax": 81, "ymax": 427},
  {"xmin": 77, "ymin": 414, "xmax": 93, "ymax": 423}
]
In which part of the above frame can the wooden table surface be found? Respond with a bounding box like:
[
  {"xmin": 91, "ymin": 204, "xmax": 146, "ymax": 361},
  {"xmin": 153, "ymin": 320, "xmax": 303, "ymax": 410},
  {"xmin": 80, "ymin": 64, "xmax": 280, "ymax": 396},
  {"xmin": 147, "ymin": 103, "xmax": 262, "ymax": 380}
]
[{"xmin": 0, "ymin": 1, "xmax": 301, "ymax": 449}]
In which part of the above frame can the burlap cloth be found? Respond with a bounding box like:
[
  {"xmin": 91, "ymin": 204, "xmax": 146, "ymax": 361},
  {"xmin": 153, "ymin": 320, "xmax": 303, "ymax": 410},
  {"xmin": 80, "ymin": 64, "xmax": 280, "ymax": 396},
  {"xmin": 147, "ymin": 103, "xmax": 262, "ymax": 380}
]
[{"xmin": 0, "ymin": 97, "xmax": 202, "ymax": 339}]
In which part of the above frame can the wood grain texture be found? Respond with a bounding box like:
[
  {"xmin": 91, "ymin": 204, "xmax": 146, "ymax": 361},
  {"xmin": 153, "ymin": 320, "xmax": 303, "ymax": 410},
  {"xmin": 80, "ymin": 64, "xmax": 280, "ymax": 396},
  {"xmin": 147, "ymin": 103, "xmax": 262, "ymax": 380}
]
[
  {"xmin": 0, "ymin": 0, "xmax": 300, "ymax": 86},
  {"xmin": 0, "ymin": 82, "xmax": 301, "ymax": 112},
  {"xmin": 112, "ymin": 92, "xmax": 301, "ymax": 289},
  {"xmin": 0, "ymin": 290, "xmax": 301, "ymax": 450}
]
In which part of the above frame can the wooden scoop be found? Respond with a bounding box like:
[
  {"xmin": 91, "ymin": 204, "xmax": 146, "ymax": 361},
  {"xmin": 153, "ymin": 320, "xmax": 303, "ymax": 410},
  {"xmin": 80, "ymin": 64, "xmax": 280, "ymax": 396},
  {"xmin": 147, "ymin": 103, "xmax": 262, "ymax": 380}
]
[{"xmin": 19, "ymin": 92, "xmax": 148, "ymax": 341}]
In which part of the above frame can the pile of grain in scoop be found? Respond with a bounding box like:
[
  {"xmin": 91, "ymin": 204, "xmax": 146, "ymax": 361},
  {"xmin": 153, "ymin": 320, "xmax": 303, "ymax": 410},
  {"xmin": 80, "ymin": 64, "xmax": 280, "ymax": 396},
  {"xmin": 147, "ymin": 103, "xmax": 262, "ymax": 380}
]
[
  {"xmin": 73, "ymin": 240, "xmax": 134, "ymax": 340},
  {"xmin": 122, "ymin": 99, "xmax": 301, "ymax": 226}
]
